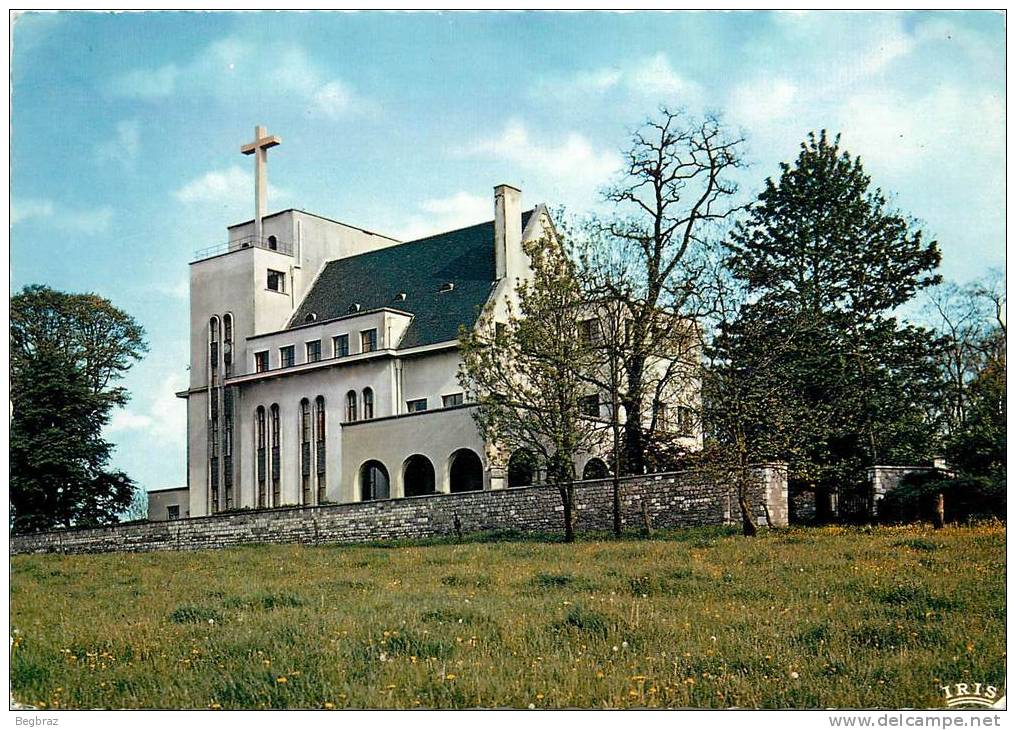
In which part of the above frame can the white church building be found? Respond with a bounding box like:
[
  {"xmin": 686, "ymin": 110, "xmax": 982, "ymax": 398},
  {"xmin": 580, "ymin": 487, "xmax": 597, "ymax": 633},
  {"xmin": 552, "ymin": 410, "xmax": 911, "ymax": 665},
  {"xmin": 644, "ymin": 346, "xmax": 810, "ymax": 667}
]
[{"xmin": 170, "ymin": 127, "xmax": 698, "ymax": 521}]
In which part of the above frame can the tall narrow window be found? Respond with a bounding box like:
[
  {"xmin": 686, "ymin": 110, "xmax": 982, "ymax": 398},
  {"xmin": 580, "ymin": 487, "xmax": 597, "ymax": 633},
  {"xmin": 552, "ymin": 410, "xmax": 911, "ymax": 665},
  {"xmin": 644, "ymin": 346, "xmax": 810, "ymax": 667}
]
[
  {"xmin": 280, "ymin": 345, "xmax": 295, "ymax": 368},
  {"xmin": 362, "ymin": 388, "xmax": 374, "ymax": 420},
  {"xmin": 223, "ymin": 313, "xmax": 234, "ymax": 377},
  {"xmin": 333, "ymin": 334, "xmax": 349, "ymax": 357},
  {"xmin": 223, "ymin": 387, "xmax": 234, "ymax": 509},
  {"xmin": 306, "ymin": 340, "xmax": 322, "ymax": 363},
  {"xmin": 315, "ymin": 396, "xmax": 326, "ymax": 503},
  {"xmin": 300, "ymin": 398, "xmax": 312, "ymax": 505},
  {"xmin": 346, "ymin": 390, "xmax": 358, "ymax": 422},
  {"xmin": 256, "ymin": 406, "xmax": 267, "ymax": 508},
  {"xmin": 209, "ymin": 317, "xmax": 220, "ymax": 376},
  {"xmin": 270, "ymin": 403, "xmax": 281, "ymax": 506},
  {"xmin": 360, "ymin": 328, "xmax": 377, "ymax": 353},
  {"xmin": 255, "ymin": 351, "xmax": 269, "ymax": 373}
]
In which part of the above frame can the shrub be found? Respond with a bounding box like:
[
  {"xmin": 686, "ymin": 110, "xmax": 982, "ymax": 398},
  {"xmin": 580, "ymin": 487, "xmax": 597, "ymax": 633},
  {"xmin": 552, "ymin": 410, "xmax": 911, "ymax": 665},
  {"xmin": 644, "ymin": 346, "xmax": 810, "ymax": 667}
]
[{"xmin": 168, "ymin": 605, "xmax": 222, "ymax": 624}]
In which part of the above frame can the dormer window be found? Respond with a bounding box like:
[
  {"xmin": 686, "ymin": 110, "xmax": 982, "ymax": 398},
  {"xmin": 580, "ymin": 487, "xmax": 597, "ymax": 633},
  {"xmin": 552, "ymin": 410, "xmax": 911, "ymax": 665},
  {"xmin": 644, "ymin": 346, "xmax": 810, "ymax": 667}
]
[
  {"xmin": 348, "ymin": 303, "xmax": 361, "ymax": 313},
  {"xmin": 395, "ymin": 292, "xmax": 407, "ymax": 302},
  {"xmin": 438, "ymin": 282, "xmax": 455, "ymax": 293},
  {"xmin": 304, "ymin": 312, "xmax": 317, "ymax": 323}
]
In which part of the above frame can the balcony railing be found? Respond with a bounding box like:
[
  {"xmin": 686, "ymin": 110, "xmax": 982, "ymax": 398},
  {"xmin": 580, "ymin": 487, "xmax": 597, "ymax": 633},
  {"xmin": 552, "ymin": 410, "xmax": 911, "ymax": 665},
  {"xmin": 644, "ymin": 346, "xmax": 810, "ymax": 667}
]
[{"xmin": 193, "ymin": 235, "xmax": 294, "ymax": 262}]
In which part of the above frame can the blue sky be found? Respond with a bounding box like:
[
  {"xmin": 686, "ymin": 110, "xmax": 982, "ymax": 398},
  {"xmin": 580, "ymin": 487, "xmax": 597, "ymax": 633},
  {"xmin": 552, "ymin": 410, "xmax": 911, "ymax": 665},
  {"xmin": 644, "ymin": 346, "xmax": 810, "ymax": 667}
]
[{"xmin": 11, "ymin": 11, "xmax": 1005, "ymax": 493}]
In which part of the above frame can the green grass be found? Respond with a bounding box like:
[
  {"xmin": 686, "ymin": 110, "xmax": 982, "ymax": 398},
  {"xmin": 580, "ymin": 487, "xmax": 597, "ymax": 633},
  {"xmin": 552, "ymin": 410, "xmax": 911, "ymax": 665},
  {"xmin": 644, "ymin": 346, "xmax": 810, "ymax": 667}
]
[{"xmin": 9, "ymin": 523, "xmax": 1005, "ymax": 709}]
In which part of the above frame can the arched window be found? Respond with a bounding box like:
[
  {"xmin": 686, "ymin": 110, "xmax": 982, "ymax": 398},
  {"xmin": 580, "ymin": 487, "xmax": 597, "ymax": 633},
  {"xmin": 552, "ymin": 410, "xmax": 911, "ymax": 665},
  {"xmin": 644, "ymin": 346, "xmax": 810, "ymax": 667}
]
[
  {"xmin": 300, "ymin": 398, "xmax": 312, "ymax": 505},
  {"xmin": 346, "ymin": 390, "xmax": 358, "ymax": 422},
  {"xmin": 208, "ymin": 316, "xmax": 220, "ymax": 375},
  {"xmin": 449, "ymin": 449, "xmax": 483, "ymax": 493},
  {"xmin": 360, "ymin": 460, "xmax": 390, "ymax": 501},
  {"xmin": 362, "ymin": 387, "xmax": 374, "ymax": 420},
  {"xmin": 582, "ymin": 458, "xmax": 610, "ymax": 480},
  {"xmin": 222, "ymin": 313, "xmax": 234, "ymax": 376},
  {"xmin": 256, "ymin": 406, "xmax": 267, "ymax": 508},
  {"xmin": 267, "ymin": 234, "xmax": 278, "ymax": 250},
  {"xmin": 403, "ymin": 455, "xmax": 436, "ymax": 497},
  {"xmin": 270, "ymin": 403, "xmax": 281, "ymax": 506},
  {"xmin": 315, "ymin": 396, "xmax": 326, "ymax": 503},
  {"xmin": 507, "ymin": 449, "xmax": 536, "ymax": 488}
]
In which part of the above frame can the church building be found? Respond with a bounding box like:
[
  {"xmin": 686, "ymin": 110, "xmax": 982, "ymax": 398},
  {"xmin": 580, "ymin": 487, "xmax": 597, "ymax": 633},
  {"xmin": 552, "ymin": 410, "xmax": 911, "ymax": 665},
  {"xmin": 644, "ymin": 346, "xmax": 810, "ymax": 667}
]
[{"xmin": 172, "ymin": 127, "xmax": 698, "ymax": 520}]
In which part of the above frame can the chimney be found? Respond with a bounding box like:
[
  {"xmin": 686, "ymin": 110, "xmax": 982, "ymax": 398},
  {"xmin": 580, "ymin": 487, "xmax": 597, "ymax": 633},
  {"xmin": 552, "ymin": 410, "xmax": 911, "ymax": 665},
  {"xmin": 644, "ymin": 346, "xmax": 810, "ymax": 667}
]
[{"xmin": 494, "ymin": 184, "xmax": 522, "ymax": 280}]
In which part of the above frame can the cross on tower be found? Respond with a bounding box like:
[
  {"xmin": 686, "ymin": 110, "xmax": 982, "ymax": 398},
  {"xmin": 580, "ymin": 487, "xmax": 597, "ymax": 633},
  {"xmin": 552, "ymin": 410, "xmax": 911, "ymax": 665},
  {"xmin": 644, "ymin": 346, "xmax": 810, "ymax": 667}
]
[{"xmin": 241, "ymin": 125, "xmax": 281, "ymax": 243}]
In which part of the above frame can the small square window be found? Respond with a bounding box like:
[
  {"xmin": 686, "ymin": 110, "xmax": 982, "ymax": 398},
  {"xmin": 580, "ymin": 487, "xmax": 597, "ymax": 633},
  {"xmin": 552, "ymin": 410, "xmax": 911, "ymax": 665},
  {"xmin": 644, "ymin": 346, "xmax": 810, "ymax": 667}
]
[
  {"xmin": 267, "ymin": 269, "xmax": 286, "ymax": 292},
  {"xmin": 255, "ymin": 351, "xmax": 269, "ymax": 373},
  {"xmin": 167, "ymin": 505, "xmax": 180, "ymax": 520},
  {"xmin": 306, "ymin": 340, "xmax": 321, "ymax": 363},
  {"xmin": 442, "ymin": 393, "xmax": 464, "ymax": 408},
  {"xmin": 406, "ymin": 398, "xmax": 428, "ymax": 413},
  {"xmin": 578, "ymin": 395, "xmax": 600, "ymax": 418},
  {"xmin": 280, "ymin": 345, "xmax": 295, "ymax": 368},
  {"xmin": 579, "ymin": 318, "xmax": 600, "ymax": 346},
  {"xmin": 361, "ymin": 329, "xmax": 377, "ymax": 353},
  {"xmin": 333, "ymin": 334, "xmax": 349, "ymax": 357}
]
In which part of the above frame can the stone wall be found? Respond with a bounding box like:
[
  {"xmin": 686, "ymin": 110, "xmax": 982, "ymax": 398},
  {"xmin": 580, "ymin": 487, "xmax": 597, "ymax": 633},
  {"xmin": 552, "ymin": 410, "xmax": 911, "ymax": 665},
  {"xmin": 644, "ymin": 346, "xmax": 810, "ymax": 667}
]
[{"xmin": 11, "ymin": 465, "xmax": 788, "ymax": 555}]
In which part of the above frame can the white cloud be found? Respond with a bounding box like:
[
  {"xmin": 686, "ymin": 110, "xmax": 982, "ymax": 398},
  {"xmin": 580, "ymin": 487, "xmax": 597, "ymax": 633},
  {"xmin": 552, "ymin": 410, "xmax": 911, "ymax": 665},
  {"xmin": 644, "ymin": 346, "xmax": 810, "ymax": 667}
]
[
  {"xmin": 11, "ymin": 197, "xmax": 54, "ymax": 224},
  {"xmin": 106, "ymin": 372, "xmax": 187, "ymax": 444},
  {"xmin": 630, "ymin": 53, "xmax": 699, "ymax": 101},
  {"xmin": 173, "ymin": 165, "xmax": 289, "ymax": 207},
  {"xmin": 95, "ymin": 119, "xmax": 141, "ymax": 171},
  {"xmin": 12, "ymin": 197, "xmax": 112, "ymax": 234},
  {"xmin": 110, "ymin": 37, "xmax": 367, "ymax": 119},
  {"xmin": 729, "ymin": 78, "xmax": 798, "ymax": 125},
  {"xmin": 465, "ymin": 119, "xmax": 620, "ymax": 185},
  {"xmin": 397, "ymin": 191, "xmax": 490, "ymax": 241}
]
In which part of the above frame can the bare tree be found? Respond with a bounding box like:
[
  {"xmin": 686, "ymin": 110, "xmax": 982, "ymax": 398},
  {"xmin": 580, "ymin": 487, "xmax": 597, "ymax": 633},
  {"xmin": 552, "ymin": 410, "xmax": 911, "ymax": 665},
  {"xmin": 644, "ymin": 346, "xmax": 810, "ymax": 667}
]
[{"xmin": 587, "ymin": 107, "xmax": 746, "ymax": 475}]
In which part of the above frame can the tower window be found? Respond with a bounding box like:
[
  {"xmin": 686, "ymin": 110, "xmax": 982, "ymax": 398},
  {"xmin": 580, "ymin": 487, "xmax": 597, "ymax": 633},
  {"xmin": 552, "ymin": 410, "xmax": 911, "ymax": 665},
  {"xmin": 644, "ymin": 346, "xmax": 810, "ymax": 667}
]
[
  {"xmin": 579, "ymin": 395, "xmax": 600, "ymax": 418},
  {"xmin": 363, "ymin": 387, "xmax": 374, "ymax": 420},
  {"xmin": 267, "ymin": 269, "xmax": 286, "ymax": 292}
]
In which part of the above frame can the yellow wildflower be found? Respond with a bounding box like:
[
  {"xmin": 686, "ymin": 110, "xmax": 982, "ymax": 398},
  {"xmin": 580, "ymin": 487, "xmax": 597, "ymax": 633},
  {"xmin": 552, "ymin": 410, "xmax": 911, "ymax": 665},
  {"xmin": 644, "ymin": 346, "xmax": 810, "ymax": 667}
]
[{"xmin": 276, "ymin": 676, "xmax": 288, "ymax": 684}]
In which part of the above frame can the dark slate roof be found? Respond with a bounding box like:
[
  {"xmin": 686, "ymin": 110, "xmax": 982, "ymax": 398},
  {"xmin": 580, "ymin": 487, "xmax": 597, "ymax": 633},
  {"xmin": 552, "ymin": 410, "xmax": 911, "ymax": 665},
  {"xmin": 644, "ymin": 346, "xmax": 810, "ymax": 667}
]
[{"xmin": 290, "ymin": 210, "xmax": 535, "ymax": 349}]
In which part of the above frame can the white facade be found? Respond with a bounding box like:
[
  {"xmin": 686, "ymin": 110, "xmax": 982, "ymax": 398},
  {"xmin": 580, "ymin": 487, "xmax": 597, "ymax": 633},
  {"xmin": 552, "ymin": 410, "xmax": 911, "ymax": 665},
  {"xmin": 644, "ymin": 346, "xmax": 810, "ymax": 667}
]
[
  {"xmin": 181, "ymin": 187, "xmax": 554, "ymax": 517},
  {"xmin": 179, "ymin": 185, "xmax": 702, "ymax": 518}
]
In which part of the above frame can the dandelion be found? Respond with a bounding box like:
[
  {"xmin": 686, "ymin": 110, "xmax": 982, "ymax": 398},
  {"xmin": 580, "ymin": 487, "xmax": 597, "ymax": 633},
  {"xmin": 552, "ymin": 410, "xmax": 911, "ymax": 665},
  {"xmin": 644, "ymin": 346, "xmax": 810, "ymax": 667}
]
[
  {"xmin": 446, "ymin": 674, "xmax": 457, "ymax": 681},
  {"xmin": 324, "ymin": 702, "xmax": 335, "ymax": 709},
  {"xmin": 612, "ymin": 646, "xmax": 619, "ymax": 652},
  {"xmin": 276, "ymin": 676, "xmax": 288, "ymax": 684},
  {"xmin": 790, "ymin": 671, "xmax": 799, "ymax": 680}
]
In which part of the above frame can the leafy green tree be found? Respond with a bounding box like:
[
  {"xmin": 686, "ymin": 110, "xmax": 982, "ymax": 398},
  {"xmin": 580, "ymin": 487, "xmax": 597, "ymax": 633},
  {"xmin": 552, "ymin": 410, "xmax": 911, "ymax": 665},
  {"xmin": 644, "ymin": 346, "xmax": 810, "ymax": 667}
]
[
  {"xmin": 11, "ymin": 285, "xmax": 147, "ymax": 532},
  {"xmin": 722, "ymin": 131, "xmax": 942, "ymax": 517},
  {"xmin": 458, "ymin": 235, "xmax": 600, "ymax": 542}
]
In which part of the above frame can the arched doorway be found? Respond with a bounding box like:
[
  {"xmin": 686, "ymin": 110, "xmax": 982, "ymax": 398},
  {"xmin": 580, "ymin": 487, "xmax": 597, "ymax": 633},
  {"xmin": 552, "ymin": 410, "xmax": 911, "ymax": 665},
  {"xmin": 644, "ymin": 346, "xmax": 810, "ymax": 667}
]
[
  {"xmin": 449, "ymin": 449, "xmax": 483, "ymax": 493},
  {"xmin": 507, "ymin": 449, "xmax": 536, "ymax": 488},
  {"xmin": 360, "ymin": 460, "xmax": 390, "ymax": 501},
  {"xmin": 582, "ymin": 458, "xmax": 610, "ymax": 480},
  {"xmin": 403, "ymin": 455, "xmax": 436, "ymax": 497}
]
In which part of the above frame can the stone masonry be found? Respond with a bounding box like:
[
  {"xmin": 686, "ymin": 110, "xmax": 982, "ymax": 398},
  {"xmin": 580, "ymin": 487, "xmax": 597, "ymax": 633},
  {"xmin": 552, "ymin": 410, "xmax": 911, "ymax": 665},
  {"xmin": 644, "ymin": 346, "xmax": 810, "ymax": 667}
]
[{"xmin": 10, "ymin": 465, "xmax": 788, "ymax": 555}]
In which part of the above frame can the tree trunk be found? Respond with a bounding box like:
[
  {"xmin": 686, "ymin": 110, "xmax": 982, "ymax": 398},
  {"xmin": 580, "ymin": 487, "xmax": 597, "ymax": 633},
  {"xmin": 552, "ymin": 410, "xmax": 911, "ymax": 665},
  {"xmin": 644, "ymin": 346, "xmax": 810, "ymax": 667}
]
[
  {"xmin": 932, "ymin": 492, "xmax": 945, "ymax": 529},
  {"xmin": 559, "ymin": 482, "xmax": 576, "ymax": 543},
  {"xmin": 738, "ymin": 491, "xmax": 758, "ymax": 537},
  {"xmin": 611, "ymin": 387, "xmax": 623, "ymax": 537},
  {"xmin": 640, "ymin": 499, "xmax": 653, "ymax": 538}
]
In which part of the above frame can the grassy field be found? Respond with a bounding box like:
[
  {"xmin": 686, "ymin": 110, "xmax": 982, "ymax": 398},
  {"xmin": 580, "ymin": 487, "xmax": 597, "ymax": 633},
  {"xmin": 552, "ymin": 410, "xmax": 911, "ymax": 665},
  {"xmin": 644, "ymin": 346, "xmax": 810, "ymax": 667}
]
[{"xmin": 9, "ymin": 524, "xmax": 1006, "ymax": 709}]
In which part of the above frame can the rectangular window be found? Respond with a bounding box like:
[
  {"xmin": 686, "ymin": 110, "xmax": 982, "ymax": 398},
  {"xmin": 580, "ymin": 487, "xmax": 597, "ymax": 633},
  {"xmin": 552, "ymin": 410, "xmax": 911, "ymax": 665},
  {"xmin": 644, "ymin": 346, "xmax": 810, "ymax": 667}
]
[
  {"xmin": 495, "ymin": 322, "xmax": 507, "ymax": 341},
  {"xmin": 333, "ymin": 334, "xmax": 349, "ymax": 357},
  {"xmin": 676, "ymin": 406, "xmax": 695, "ymax": 436},
  {"xmin": 280, "ymin": 345, "xmax": 295, "ymax": 368},
  {"xmin": 579, "ymin": 394, "xmax": 600, "ymax": 418},
  {"xmin": 442, "ymin": 393, "xmax": 464, "ymax": 408},
  {"xmin": 255, "ymin": 351, "xmax": 269, "ymax": 373},
  {"xmin": 267, "ymin": 269, "xmax": 286, "ymax": 292},
  {"xmin": 406, "ymin": 398, "xmax": 428, "ymax": 413},
  {"xmin": 306, "ymin": 340, "xmax": 322, "ymax": 363},
  {"xmin": 167, "ymin": 505, "xmax": 180, "ymax": 520},
  {"xmin": 360, "ymin": 328, "xmax": 377, "ymax": 353},
  {"xmin": 579, "ymin": 318, "xmax": 600, "ymax": 346}
]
